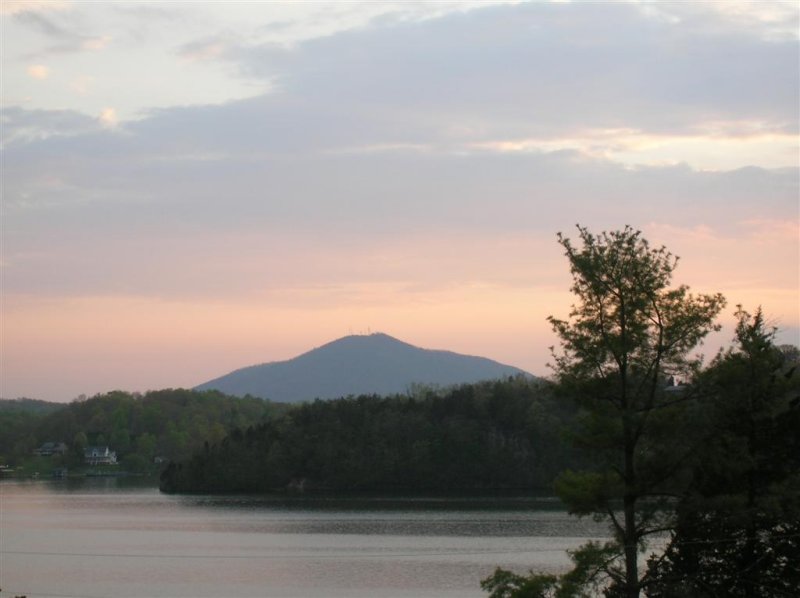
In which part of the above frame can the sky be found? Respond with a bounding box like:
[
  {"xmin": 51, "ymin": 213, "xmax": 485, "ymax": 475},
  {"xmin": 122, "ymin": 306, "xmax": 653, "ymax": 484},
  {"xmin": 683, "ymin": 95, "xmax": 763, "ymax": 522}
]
[{"xmin": 1, "ymin": 0, "xmax": 798, "ymax": 402}]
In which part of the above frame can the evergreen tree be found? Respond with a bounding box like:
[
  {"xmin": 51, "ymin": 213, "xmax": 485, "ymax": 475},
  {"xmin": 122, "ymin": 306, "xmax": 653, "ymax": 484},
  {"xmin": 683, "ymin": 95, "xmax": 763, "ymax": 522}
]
[
  {"xmin": 483, "ymin": 226, "xmax": 725, "ymax": 597},
  {"xmin": 646, "ymin": 308, "xmax": 800, "ymax": 597},
  {"xmin": 549, "ymin": 226, "xmax": 724, "ymax": 597}
]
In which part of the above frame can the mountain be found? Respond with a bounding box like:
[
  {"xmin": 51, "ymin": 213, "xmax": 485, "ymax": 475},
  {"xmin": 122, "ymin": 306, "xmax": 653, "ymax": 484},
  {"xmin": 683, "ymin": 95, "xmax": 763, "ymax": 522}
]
[{"xmin": 195, "ymin": 333, "xmax": 532, "ymax": 402}]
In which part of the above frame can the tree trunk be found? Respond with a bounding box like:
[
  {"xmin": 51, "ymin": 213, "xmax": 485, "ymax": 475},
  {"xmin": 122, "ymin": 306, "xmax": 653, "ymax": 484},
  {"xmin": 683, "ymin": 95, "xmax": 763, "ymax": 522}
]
[
  {"xmin": 624, "ymin": 417, "xmax": 640, "ymax": 598},
  {"xmin": 742, "ymin": 411, "xmax": 757, "ymax": 598},
  {"xmin": 623, "ymin": 494, "xmax": 639, "ymax": 597}
]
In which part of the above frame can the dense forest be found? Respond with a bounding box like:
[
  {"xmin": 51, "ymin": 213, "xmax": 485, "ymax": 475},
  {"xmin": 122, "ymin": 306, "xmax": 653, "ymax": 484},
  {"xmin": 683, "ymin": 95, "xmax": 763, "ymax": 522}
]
[
  {"xmin": 0, "ymin": 389, "xmax": 281, "ymax": 474},
  {"xmin": 1, "ymin": 379, "xmax": 586, "ymax": 489},
  {"xmin": 159, "ymin": 376, "xmax": 584, "ymax": 493}
]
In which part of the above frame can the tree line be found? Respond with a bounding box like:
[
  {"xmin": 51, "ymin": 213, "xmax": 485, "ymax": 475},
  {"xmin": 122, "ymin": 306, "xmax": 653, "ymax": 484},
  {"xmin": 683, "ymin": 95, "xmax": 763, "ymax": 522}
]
[
  {"xmin": 0, "ymin": 389, "xmax": 280, "ymax": 474},
  {"xmin": 159, "ymin": 376, "xmax": 585, "ymax": 493}
]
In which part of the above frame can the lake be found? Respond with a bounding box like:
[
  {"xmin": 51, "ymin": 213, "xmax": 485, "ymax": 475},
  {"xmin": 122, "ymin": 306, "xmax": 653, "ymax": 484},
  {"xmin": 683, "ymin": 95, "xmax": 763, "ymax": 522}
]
[{"xmin": 1, "ymin": 479, "xmax": 609, "ymax": 598}]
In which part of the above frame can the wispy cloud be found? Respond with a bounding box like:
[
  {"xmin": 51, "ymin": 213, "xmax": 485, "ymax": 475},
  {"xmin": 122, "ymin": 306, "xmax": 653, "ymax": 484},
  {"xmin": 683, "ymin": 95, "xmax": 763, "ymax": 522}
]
[
  {"xmin": 0, "ymin": 106, "xmax": 101, "ymax": 146},
  {"xmin": 15, "ymin": 10, "xmax": 112, "ymax": 57},
  {"xmin": 26, "ymin": 64, "xmax": 50, "ymax": 79},
  {"xmin": 643, "ymin": 220, "xmax": 799, "ymax": 291},
  {"xmin": 2, "ymin": 1, "xmax": 70, "ymax": 17},
  {"xmin": 14, "ymin": 10, "xmax": 70, "ymax": 38},
  {"xmin": 227, "ymin": 2, "xmax": 797, "ymax": 160},
  {"xmin": 176, "ymin": 38, "xmax": 228, "ymax": 62},
  {"xmin": 98, "ymin": 107, "xmax": 117, "ymax": 128},
  {"xmin": 468, "ymin": 126, "xmax": 799, "ymax": 170},
  {"xmin": 81, "ymin": 35, "xmax": 111, "ymax": 51},
  {"xmin": 69, "ymin": 75, "xmax": 93, "ymax": 95}
]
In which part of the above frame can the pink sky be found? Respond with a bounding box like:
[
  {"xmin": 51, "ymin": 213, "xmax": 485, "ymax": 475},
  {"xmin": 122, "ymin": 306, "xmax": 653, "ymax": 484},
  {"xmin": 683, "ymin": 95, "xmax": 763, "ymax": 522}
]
[{"xmin": 2, "ymin": 1, "xmax": 798, "ymax": 401}]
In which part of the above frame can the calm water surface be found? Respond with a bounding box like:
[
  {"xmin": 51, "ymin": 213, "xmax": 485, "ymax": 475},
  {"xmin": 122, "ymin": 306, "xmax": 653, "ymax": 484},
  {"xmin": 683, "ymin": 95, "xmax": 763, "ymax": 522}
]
[{"xmin": 1, "ymin": 479, "xmax": 608, "ymax": 598}]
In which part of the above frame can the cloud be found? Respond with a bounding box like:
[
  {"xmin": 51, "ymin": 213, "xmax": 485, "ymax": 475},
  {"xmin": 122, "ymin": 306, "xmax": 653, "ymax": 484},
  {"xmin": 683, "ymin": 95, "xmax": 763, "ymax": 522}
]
[
  {"xmin": 190, "ymin": 2, "xmax": 795, "ymax": 166},
  {"xmin": 7, "ymin": 2, "xmax": 798, "ymax": 148},
  {"xmin": 14, "ymin": 10, "xmax": 112, "ymax": 56},
  {"xmin": 642, "ymin": 220, "xmax": 799, "ymax": 293},
  {"xmin": 14, "ymin": 10, "xmax": 74, "ymax": 39},
  {"xmin": 469, "ymin": 126, "xmax": 799, "ymax": 170},
  {"xmin": 98, "ymin": 107, "xmax": 118, "ymax": 128},
  {"xmin": 740, "ymin": 218, "xmax": 800, "ymax": 241},
  {"xmin": 1, "ymin": 0, "xmax": 69, "ymax": 16},
  {"xmin": 26, "ymin": 64, "xmax": 50, "ymax": 79},
  {"xmin": 81, "ymin": 35, "xmax": 111, "ymax": 51},
  {"xmin": 661, "ymin": 1, "xmax": 800, "ymax": 41},
  {"xmin": 177, "ymin": 38, "xmax": 228, "ymax": 62},
  {"xmin": 3, "ymin": 124, "xmax": 796, "ymax": 297},
  {"xmin": 3, "ymin": 2, "xmax": 797, "ymax": 302},
  {"xmin": 3, "ymin": 1, "xmax": 798, "ymax": 403},
  {"xmin": 0, "ymin": 106, "xmax": 102, "ymax": 146},
  {"xmin": 69, "ymin": 75, "xmax": 93, "ymax": 95}
]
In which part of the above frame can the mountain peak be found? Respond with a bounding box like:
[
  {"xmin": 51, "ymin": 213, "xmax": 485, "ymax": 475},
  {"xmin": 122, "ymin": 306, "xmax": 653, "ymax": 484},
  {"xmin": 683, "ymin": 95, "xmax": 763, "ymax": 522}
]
[{"xmin": 196, "ymin": 334, "xmax": 531, "ymax": 403}]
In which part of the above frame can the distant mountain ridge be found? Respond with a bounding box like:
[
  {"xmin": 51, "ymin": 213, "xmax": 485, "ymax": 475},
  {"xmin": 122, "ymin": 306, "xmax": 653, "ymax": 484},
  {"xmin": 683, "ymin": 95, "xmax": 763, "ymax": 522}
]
[{"xmin": 195, "ymin": 333, "xmax": 532, "ymax": 402}]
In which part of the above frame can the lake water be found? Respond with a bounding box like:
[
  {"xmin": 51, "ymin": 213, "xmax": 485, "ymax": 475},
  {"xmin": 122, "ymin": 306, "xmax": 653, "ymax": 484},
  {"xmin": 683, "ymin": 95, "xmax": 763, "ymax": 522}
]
[{"xmin": 1, "ymin": 479, "xmax": 609, "ymax": 598}]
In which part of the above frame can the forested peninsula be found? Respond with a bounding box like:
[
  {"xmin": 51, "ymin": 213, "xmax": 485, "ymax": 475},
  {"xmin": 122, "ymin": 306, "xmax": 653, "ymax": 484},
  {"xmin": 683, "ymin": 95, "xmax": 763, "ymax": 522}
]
[{"xmin": 159, "ymin": 377, "xmax": 580, "ymax": 493}]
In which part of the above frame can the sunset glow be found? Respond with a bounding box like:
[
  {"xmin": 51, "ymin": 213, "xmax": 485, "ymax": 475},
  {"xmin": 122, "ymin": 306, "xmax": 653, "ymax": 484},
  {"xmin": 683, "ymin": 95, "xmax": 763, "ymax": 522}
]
[{"xmin": 2, "ymin": 1, "xmax": 798, "ymax": 401}]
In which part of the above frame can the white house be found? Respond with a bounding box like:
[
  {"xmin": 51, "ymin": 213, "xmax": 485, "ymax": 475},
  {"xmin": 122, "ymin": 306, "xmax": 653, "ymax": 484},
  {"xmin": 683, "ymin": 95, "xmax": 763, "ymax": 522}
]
[{"xmin": 84, "ymin": 446, "xmax": 117, "ymax": 466}]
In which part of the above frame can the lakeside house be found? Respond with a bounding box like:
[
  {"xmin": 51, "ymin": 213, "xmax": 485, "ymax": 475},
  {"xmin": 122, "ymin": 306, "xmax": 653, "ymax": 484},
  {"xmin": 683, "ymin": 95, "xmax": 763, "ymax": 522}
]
[
  {"xmin": 33, "ymin": 442, "xmax": 68, "ymax": 456},
  {"xmin": 84, "ymin": 446, "xmax": 117, "ymax": 466}
]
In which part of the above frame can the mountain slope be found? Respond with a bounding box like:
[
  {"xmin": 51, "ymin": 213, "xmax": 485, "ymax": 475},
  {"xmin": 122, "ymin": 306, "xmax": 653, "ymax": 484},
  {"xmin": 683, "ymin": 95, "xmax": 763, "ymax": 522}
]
[{"xmin": 195, "ymin": 333, "xmax": 532, "ymax": 402}]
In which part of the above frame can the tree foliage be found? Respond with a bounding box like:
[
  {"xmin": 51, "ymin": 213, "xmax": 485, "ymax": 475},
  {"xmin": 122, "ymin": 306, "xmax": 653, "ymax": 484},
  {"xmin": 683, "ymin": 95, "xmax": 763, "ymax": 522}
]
[
  {"xmin": 646, "ymin": 307, "xmax": 800, "ymax": 597},
  {"xmin": 159, "ymin": 377, "xmax": 578, "ymax": 493},
  {"xmin": 482, "ymin": 541, "xmax": 619, "ymax": 598},
  {"xmin": 486, "ymin": 226, "xmax": 725, "ymax": 598},
  {"xmin": 0, "ymin": 389, "xmax": 278, "ymax": 473},
  {"xmin": 0, "ymin": 399, "xmax": 67, "ymax": 459},
  {"xmin": 548, "ymin": 226, "xmax": 725, "ymax": 597}
]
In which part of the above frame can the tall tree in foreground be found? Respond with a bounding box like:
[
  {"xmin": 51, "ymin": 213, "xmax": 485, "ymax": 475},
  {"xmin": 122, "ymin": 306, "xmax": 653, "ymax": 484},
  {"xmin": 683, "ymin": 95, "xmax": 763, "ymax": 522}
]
[
  {"xmin": 483, "ymin": 226, "xmax": 725, "ymax": 598},
  {"xmin": 646, "ymin": 308, "xmax": 800, "ymax": 597},
  {"xmin": 547, "ymin": 226, "xmax": 725, "ymax": 597}
]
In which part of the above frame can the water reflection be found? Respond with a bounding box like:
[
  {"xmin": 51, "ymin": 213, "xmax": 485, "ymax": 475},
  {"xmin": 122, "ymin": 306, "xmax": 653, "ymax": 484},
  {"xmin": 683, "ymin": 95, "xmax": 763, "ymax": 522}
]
[{"xmin": 1, "ymin": 479, "xmax": 609, "ymax": 598}]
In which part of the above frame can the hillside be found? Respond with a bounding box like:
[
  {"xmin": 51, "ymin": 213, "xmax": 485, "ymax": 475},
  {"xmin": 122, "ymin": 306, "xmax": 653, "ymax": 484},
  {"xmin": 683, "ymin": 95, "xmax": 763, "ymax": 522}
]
[
  {"xmin": 195, "ymin": 333, "xmax": 532, "ymax": 402},
  {"xmin": 0, "ymin": 398, "xmax": 67, "ymax": 415},
  {"xmin": 0, "ymin": 389, "xmax": 280, "ymax": 475}
]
